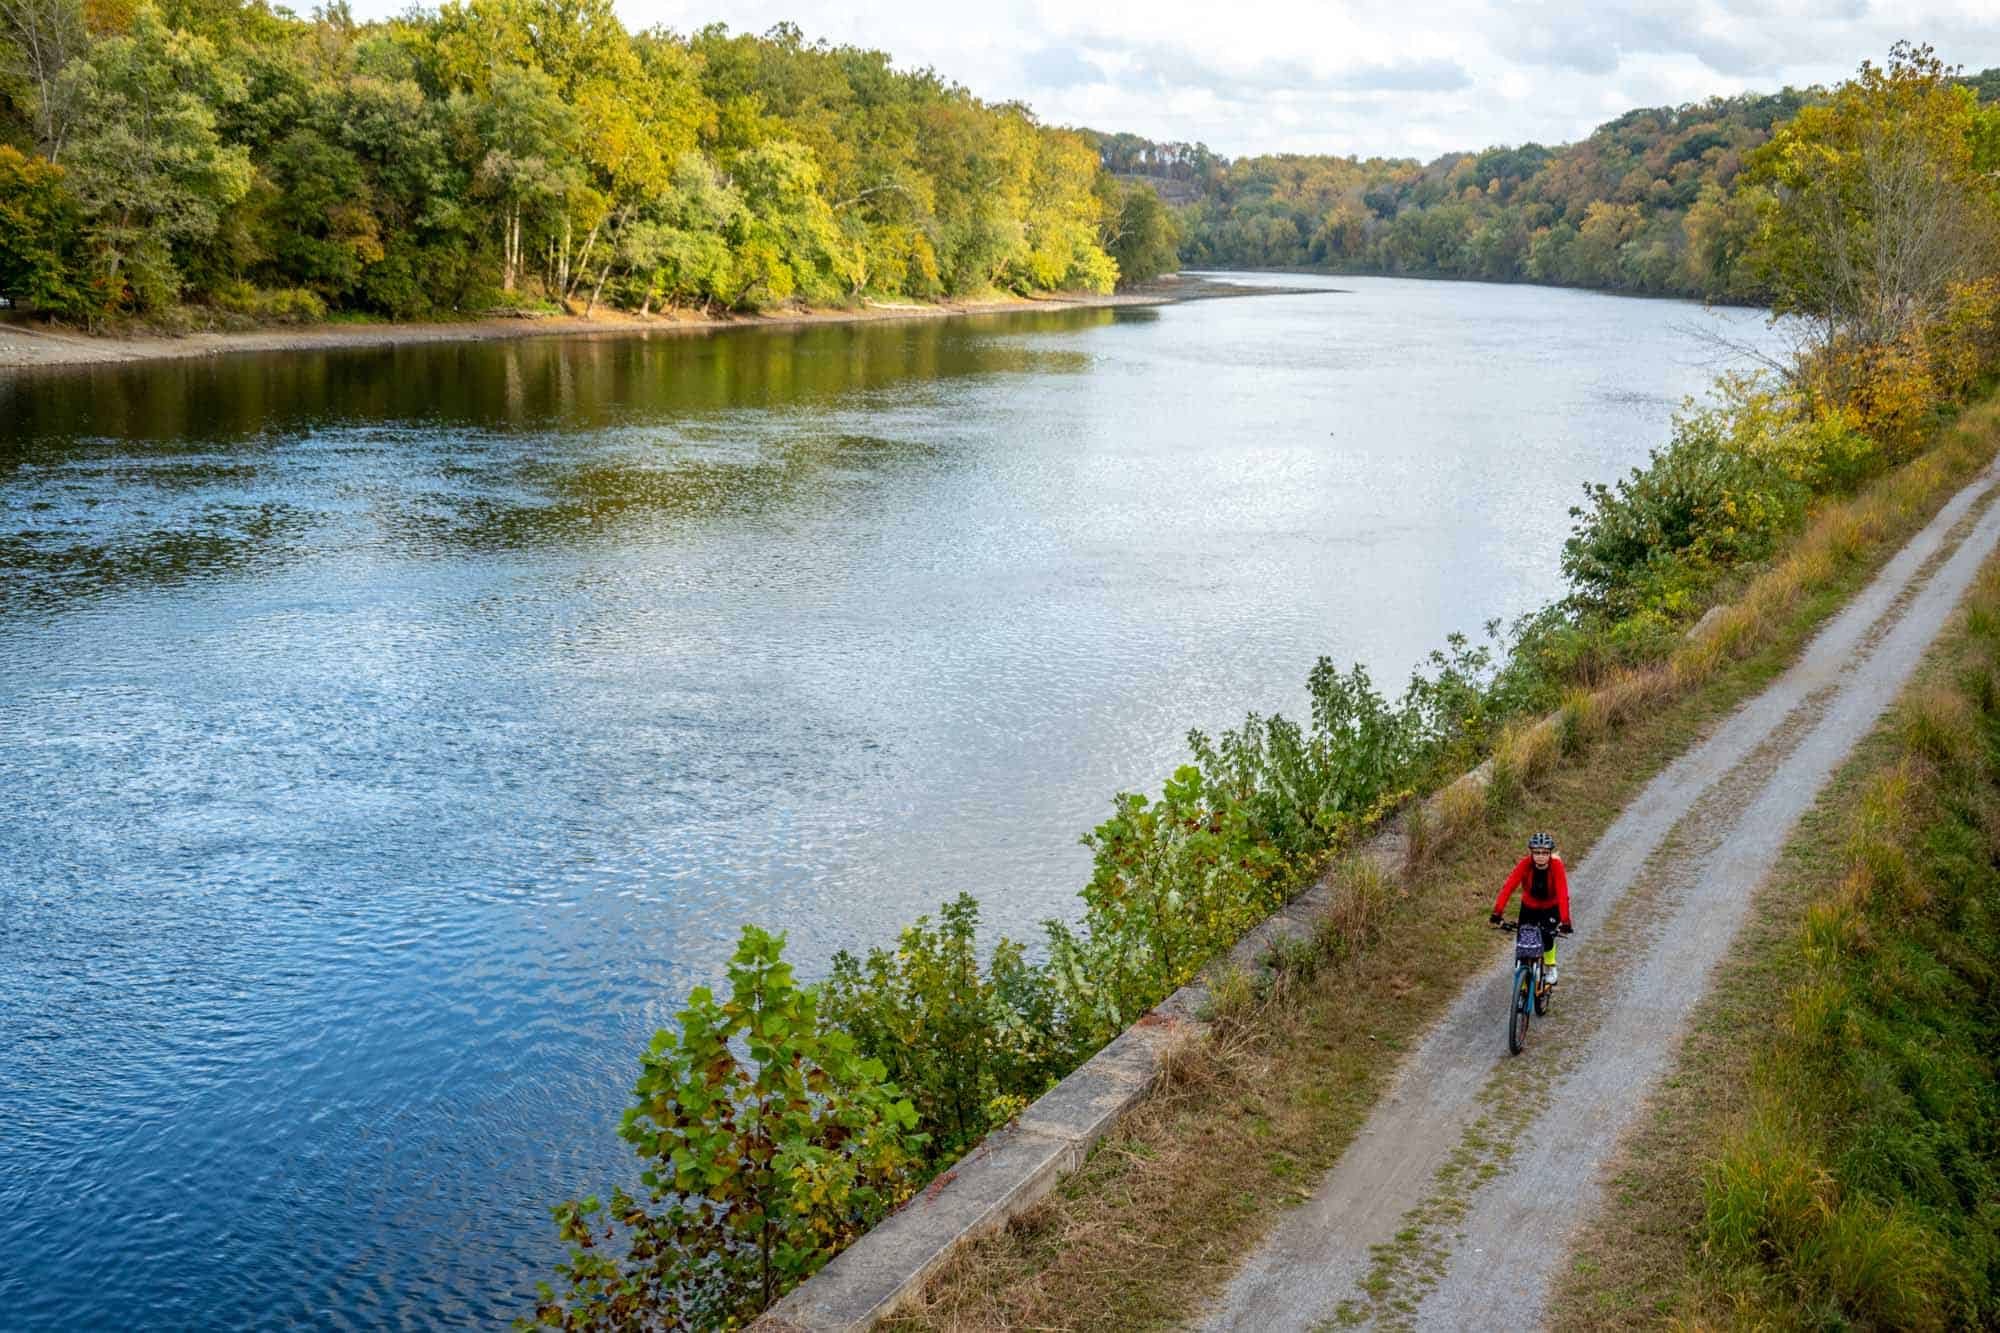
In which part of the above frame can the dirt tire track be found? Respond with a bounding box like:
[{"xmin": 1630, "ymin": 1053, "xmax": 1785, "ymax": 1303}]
[{"xmin": 1197, "ymin": 458, "xmax": 2000, "ymax": 1331}]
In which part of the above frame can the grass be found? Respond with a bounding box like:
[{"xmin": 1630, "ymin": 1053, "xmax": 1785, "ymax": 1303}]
[
  {"xmin": 880, "ymin": 396, "xmax": 2000, "ymax": 1332},
  {"xmin": 1550, "ymin": 557, "xmax": 2000, "ymax": 1331}
]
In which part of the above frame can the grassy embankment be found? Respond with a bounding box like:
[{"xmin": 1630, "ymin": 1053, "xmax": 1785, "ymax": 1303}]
[
  {"xmin": 1551, "ymin": 513, "xmax": 2000, "ymax": 1327},
  {"xmin": 883, "ymin": 394, "xmax": 2000, "ymax": 1332}
]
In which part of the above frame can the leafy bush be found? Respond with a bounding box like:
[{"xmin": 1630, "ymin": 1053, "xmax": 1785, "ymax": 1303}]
[
  {"xmin": 209, "ymin": 280, "xmax": 329, "ymax": 322},
  {"xmin": 528, "ymin": 927, "xmax": 924, "ymax": 1331},
  {"xmin": 821, "ymin": 895, "xmax": 1067, "ymax": 1165},
  {"xmin": 534, "ymin": 645, "xmax": 1463, "ymax": 1324},
  {"xmin": 1563, "ymin": 401, "xmax": 1808, "ymax": 618}
]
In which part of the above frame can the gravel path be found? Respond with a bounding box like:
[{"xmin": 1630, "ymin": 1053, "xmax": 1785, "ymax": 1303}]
[{"xmin": 1199, "ymin": 457, "xmax": 2000, "ymax": 1332}]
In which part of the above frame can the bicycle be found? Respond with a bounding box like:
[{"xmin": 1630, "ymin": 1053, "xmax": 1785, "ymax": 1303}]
[{"xmin": 1498, "ymin": 920, "xmax": 1561, "ymax": 1055}]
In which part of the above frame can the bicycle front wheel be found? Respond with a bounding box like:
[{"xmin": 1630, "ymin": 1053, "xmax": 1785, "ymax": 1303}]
[{"xmin": 1508, "ymin": 969, "xmax": 1532, "ymax": 1054}]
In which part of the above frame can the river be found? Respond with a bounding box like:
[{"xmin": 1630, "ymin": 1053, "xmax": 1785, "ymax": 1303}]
[{"xmin": 0, "ymin": 275, "xmax": 1784, "ymax": 1328}]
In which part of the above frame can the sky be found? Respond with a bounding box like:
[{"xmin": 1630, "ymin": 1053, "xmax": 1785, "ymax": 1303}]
[{"xmin": 361, "ymin": 0, "xmax": 2000, "ymax": 160}]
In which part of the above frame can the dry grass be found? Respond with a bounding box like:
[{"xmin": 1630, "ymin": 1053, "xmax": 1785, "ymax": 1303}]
[
  {"xmin": 1557, "ymin": 686, "xmax": 1605, "ymax": 756},
  {"xmin": 1899, "ymin": 682, "xmax": 1980, "ymax": 774},
  {"xmin": 1409, "ymin": 773, "xmax": 1489, "ymax": 871},
  {"xmin": 1497, "ymin": 716, "xmax": 1564, "ymax": 791},
  {"xmin": 1318, "ymin": 856, "xmax": 1392, "ymax": 964}
]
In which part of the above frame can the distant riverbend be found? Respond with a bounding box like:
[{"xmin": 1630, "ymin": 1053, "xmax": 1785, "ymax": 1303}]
[{"xmin": 0, "ymin": 275, "xmax": 1786, "ymax": 1328}]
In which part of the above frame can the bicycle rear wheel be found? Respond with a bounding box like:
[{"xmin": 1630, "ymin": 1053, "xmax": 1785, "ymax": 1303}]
[{"xmin": 1508, "ymin": 969, "xmax": 1532, "ymax": 1054}]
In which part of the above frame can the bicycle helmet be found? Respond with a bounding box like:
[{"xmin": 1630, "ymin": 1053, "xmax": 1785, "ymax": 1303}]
[{"xmin": 1527, "ymin": 831, "xmax": 1555, "ymax": 851}]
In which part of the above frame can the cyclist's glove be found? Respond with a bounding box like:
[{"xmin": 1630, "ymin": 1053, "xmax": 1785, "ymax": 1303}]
[
  {"xmin": 1558, "ymin": 922, "xmax": 1574, "ymax": 935},
  {"xmin": 1489, "ymin": 912, "xmax": 1504, "ymax": 926}
]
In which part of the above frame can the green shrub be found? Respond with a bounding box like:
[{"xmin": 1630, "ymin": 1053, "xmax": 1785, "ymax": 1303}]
[
  {"xmin": 1563, "ymin": 403, "xmax": 1808, "ymax": 619},
  {"xmin": 526, "ymin": 926, "xmax": 924, "ymax": 1330},
  {"xmin": 822, "ymin": 895, "xmax": 1066, "ymax": 1166},
  {"xmin": 209, "ymin": 279, "xmax": 329, "ymax": 322}
]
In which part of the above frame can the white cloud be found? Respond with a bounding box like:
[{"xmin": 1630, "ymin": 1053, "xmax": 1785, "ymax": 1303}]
[{"xmin": 344, "ymin": 0, "xmax": 2000, "ymax": 158}]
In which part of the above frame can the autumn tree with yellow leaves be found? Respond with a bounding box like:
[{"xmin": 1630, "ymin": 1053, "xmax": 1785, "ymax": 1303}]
[{"xmin": 1747, "ymin": 42, "xmax": 2000, "ymax": 450}]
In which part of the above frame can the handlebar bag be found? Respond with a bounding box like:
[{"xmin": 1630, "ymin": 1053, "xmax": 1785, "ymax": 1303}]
[{"xmin": 1514, "ymin": 925, "xmax": 1545, "ymax": 960}]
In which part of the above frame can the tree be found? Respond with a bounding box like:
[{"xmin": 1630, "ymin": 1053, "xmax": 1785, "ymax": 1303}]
[
  {"xmin": 0, "ymin": 144, "xmax": 85, "ymax": 310},
  {"xmin": 1745, "ymin": 43, "xmax": 2000, "ymax": 438},
  {"xmin": 616, "ymin": 151, "xmax": 742, "ymax": 312},
  {"xmin": 1747, "ymin": 43, "xmax": 2000, "ymax": 348},
  {"xmin": 55, "ymin": 5, "xmax": 252, "ymax": 309},
  {"xmin": 729, "ymin": 138, "xmax": 855, "ymax": 306},
  {"xmin": 462, "ymin": 62, "xmax": 576, "ymax": 292},
  {"xmin": 258, "ymin": 125, "xmax": 383, "ymax": 301},
  {"xmin": 0, "ymin": 0, "xmax": 87, "ymax": 159},
  {"xmin": 1101, "ymin": 178, "xmax": 1180, "ymax": 287}
]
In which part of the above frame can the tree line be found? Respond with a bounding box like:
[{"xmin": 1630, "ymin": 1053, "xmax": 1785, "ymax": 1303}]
[
  {"xmin": 0, "ymin": 0, "xmax": 1182, "ymax": 324},
  {"xmin": 1129, "ymin": 66, "xmax": 1998, "ymax": 302}
]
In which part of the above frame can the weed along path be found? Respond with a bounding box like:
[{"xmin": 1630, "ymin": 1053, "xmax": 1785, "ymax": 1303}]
[{"xmin": 1199, "ymin": 457, "xmax": 2000, "ymax": 1332}]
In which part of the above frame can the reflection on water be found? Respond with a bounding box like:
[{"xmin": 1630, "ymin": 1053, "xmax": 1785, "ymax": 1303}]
[
  {"xmin": 0, "ymin": 309, "xmax": 1110, "ymax": 442},
  {"xmin": 0, "ymin": 280, "xmax": 1783, "ymax": 1329},
  {"xmin": 0, "ymin": 312, "xmax": 1114, "ymax": 612}
]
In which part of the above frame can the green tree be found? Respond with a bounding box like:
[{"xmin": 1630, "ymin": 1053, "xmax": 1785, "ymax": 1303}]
[
  {"xmin": 728, "ymin": 138, "xmax": 854, "ymax": 306},
  {"xmin": 257, "ymin": 125, "xmax": 382, "ymax": 302},
  {"xmin": 339, "ymin": 41, "xmax": 485, "ymax": 316},
  {"xmin": 1101, "ymin": 177, "xmax": 1180, "ymax": 287},
  {"xmin": 55, "ymin": 4, "xmax": 252, "ymax": 309},
  {"xmin": 0, "ymin": 0, "xmax": 87, "ymax": 158},
  {"xmin": 616, "ymin": 150, "xmax": 742, "ymax": 312},
  {"xmin": 0, "ymin": 144, "xmax": 85, "ymax": 310},
  {"xmin": 528, "ymin": 926, "xmax": 923, "ymax": 1331},
  {"xmin": 461, "ymin": 62, "xmax": 576, "ymax": 293}
]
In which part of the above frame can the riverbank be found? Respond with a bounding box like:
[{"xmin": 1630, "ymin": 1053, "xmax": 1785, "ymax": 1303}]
[{"xmin": 0, "ymin": 275, "xmax": 1317, "ymax": 371}]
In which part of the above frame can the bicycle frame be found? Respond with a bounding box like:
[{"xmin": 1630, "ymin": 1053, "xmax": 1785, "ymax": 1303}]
[{"xmin": 1503, "ymin": 922, "xmax": 1553, "ymax": 1055}]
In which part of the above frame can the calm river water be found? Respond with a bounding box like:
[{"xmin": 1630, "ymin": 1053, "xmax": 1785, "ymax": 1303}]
[{"xmin": 0, "ymin": 276, "xmax": 1783, "ymax": 1327}]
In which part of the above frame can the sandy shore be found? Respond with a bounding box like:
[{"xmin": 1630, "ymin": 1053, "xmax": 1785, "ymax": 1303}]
[{"xmin": 0, "ymin": 276, "xmax": 1325, "ymax": 371}]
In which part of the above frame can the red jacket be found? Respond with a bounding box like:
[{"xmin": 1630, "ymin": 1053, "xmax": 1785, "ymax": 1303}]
[{"xmin": 1494, "ymin": 854, "xmax": 1570, "ymax": 925}]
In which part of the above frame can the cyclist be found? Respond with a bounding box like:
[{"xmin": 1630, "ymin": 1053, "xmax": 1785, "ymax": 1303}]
[{"xmin": 1490, "ymin": 831, "xmax": 1573, "ymax": 984}]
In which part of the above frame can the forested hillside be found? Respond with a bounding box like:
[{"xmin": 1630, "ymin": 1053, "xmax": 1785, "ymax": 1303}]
[
  {"xmin": 3, "ymin": 2, "xmax": 1993, "ymax": 329},
  {"xmin": 1117, "ymin": 70, "xmax": 1999, "ymax": 301},
  {"xmin": 0, "ymin": 1, "xmax": 1180, "ymax": 324}
]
